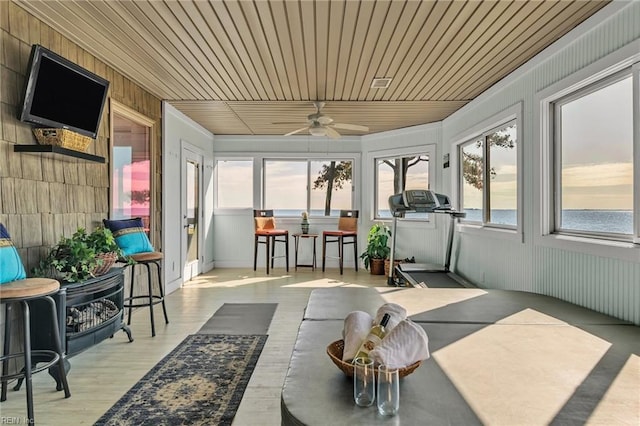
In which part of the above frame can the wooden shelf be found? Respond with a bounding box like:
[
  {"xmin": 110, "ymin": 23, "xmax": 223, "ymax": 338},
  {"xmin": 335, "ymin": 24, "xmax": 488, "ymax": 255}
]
[{"xmin": 14, "ymin": 144, "xmax": 105, "ymax": 163}]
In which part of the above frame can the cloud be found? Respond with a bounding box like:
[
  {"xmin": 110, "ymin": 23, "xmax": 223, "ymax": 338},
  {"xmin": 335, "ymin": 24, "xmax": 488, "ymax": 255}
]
[{"xmin": 562, "ymin": 162, "xmax": 632, "ymax": 187}]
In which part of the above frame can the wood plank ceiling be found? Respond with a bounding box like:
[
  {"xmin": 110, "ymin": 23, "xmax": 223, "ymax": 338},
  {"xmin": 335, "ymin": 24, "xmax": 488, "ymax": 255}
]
[{"xmin": 15, "ymin": 0, "xmax": 610, "ymax": 137}]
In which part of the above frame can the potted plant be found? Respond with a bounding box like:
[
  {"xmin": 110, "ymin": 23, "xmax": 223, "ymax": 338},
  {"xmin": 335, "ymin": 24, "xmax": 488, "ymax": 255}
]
[
  {"xmin": 360, "ymin": 222, "xmax": 391, "ymax": 275},
  {"xmin": 85, "ymin": 226, "xmax": 123, "ymax": 275},
  {"xmin": 34, "ymin": 226, "xmax": 123, "ymax": 283}
]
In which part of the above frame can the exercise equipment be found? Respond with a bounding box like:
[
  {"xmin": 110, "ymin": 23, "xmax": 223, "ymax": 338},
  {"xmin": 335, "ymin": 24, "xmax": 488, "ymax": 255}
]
[{"xmin": 387, "ymin": 190, "xmax": 466, "ymax": 287}]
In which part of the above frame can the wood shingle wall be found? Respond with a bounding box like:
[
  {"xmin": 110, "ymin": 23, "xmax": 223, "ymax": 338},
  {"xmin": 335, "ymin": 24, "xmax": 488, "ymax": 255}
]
[{"xmin": 0, "ymin": 2, "xmax": 162, "ymax": 274}]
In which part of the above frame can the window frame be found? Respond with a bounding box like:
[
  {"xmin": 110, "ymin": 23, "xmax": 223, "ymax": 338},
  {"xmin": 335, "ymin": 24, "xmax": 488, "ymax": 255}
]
[
  {"xmin": 213, "ymin": 157, "xmax": 255, "ymax": 211},
  {"xmin": 452, "ymin": 103, "xmax": 523, "ymax": 242},
  {"xmin": 109, "ymin": 99, "xmax": 156, "ymax": 245},
  {"xmin": 536, "ymin": 44, "xmax": 640, "ymax": 260},
  {"xmin": 551, "ymin": 69, "xmax": 634, "ymax": 242},
  {"xmin": 372, "ymin": 149, "xmax": 434, "ymax": 221},
  {"xmin": 261, "ymin": 156, "xmax": 357, "ymax": 218}
]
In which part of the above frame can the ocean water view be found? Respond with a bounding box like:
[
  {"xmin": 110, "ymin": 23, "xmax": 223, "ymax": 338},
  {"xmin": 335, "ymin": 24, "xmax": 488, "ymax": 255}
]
[
  {"xmin": 276, "ymin": 209, "xmax": 633, "ymax": 235},
  {"xmin": 462, "ymin": 209, "xmax": 633, "ymax": 234}
]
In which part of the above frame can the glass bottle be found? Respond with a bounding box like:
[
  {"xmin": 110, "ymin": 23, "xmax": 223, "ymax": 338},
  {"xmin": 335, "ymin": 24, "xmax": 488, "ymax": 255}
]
[{"xmin": 352, "ymin": 313, "xmax": 390, "ymax": 362}]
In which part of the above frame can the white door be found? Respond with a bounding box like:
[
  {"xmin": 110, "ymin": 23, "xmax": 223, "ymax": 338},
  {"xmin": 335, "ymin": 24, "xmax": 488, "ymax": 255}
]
[{"xmin": 182, "ymin": 147, "xmax": 203, "ymax": 282}]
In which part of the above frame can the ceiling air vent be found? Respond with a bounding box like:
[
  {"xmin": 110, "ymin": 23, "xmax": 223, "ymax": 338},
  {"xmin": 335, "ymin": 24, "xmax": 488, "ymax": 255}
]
[{"xmin": 370, "ymin": 77, "xmax": 392, "ymax": 89}]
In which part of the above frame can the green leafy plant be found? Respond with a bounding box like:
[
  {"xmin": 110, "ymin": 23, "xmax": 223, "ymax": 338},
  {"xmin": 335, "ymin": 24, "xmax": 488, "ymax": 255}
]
[
  {"xmin": 359, "ymin": 222, "xmax": 391, "ymax": 270},
  {"xmin": 34, "ymin": 227, "xmax": 123, "ymax": 283},
  {"xmin": 85, "ymin": 226, "xmax": 121, "ymax": 256}
]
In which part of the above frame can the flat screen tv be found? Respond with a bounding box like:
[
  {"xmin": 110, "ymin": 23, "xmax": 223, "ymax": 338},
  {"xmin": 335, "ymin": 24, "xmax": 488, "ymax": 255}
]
[{"xmin": 19, "ymin": 44, "xmax": 110, "ymax": 139}]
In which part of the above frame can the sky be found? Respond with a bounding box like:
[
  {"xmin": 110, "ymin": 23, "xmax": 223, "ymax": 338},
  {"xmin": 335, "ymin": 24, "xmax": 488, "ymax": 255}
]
[
  {"xmin": 218, "ymin": 75, "xmax": 633, "ymax": 212},
  {"xmin": 463, "ymin": 75, "xmax": 633, "ymax": 211},
  {"xmin": 560, "ymin": 75, "xmax": 633, "ymax": 210}
]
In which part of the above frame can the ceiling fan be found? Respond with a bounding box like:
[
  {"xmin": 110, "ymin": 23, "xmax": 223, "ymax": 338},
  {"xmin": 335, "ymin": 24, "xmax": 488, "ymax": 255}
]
[{"xmin": 276, "ymin": 101, "xmax": 369, "ymax": 138}]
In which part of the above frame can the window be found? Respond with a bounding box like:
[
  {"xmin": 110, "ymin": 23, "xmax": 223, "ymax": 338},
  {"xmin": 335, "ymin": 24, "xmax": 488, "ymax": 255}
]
[
  {"xmin": 264, "ymin": 159, "xmax": 354, "ymax": 216},
  {"xmin": 375, "ymin": 154, "xmax": 430, "ymax": 219},
  {"xmin": 110, "ymin": 101, "xmax": 155, "ymax": 238},
  {"xmin": 551, "ymin": 71, "xmax": 634, "ymax": 240},
  {"xmin": 216, "ymin": 159, "xmax": 253, "ymax": 208},
  {"xmin": 459, "ymin": 120, "xmax": 518, "ymax": 227}
]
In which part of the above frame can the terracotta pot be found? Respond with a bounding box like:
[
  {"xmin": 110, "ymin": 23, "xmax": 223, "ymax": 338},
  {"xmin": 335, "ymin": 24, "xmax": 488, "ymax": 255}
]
[{"xmin": 370, "ymin": 258, "xmax": 385, "ymax": 275}]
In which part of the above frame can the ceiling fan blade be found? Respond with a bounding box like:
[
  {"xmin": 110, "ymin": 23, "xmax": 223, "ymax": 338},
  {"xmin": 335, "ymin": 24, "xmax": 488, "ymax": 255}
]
[
  {"xmin": 324, "ymin": 126, "xmax": 341, "ymax": 139},
  {"xmin": 273, "ymin": 122, "xmax": 306, "ymax": 125},
  {"xmin": 285, "ymin": 126, "xmax": 310, "ymax": 136},
  {"xmin": 331, "ymin": 123, "xmax": 369, "ymax": 132}
]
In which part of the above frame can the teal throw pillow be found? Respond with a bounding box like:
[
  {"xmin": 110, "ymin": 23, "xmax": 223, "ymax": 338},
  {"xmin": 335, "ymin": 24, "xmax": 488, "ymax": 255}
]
[
  {"xmin": 103, "ymin": 218, "xmax": 154, "ymax": 257},
  {"xmin": 0, "ymin": 223, "xmax": 27, "ymax": 284}
]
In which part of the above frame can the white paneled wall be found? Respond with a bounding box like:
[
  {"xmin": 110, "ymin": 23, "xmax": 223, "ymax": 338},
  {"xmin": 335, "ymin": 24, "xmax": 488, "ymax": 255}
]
[
  {"xmin": 443, "ymin": 1, "xmax": 640, "ymax": 324},
  {"xmin": 196, "ymin": 2, "xmax": 640, "ymax": 324}
]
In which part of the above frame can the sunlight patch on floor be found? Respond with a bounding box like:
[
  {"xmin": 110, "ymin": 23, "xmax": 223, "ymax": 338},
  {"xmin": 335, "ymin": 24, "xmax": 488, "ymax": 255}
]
[
  {"xmin": 433, "ymin": 309, "xmax": 612, "ymax": 425},
  {"xmin": 588, "ymin": 354, "xmax": 640, "ymax": 425},
  {"xmin": 184, "ymin": 275, "xmax": 286, "ymax": 288},
  {"xmin": 282, "ymin": 279, "xmax": 369, "ymax": 288},
  {"xmin": 375, "ymin": 287, "xmax": 489, "ymax": 316}
]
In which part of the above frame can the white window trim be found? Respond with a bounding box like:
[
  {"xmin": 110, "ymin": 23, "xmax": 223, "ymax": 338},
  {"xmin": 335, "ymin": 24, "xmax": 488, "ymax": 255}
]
[
  {"xmin": 212, "ymin": 156, "xmax": 255, "ymax": 214},
  {"xmin": 109, "ymin": 99, "xmax": 156, "ymax": 245},
  {"xmin": 261, "ymin": 154, "xmax": 360, "ymax": 220},
  {"xmin": 552, "ymin": 70, "xmax": 633, "ymax": 241},
  {"xmin": 450, "ymin": 102, "xmax": 523, "ymax": 243},
  {"xmin": 535, "ymin": 42, "xmax": 640, "ymax": 262},
  {"xmin": 367, "ymin": 144, "xmax": 437, "ymax": 229}
]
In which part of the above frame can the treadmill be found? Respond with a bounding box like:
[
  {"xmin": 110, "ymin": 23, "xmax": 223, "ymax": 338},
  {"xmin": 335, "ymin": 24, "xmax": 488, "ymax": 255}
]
[{"xmin": 387, "ymin": 189, "xmax": 469, "ymax": 288}]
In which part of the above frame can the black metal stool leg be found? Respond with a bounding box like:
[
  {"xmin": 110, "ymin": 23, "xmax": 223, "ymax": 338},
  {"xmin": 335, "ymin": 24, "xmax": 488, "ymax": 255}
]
[
  {"xmin": 44, "ymin": 296, "xmax": 70, "ymax": 398},
  {"xmin": 266, "ymin": 236, "xmax": 270, "ymax": 274},
  {"xmin": 143, "ymin": 261, "xmax": 157, "ymax": 337},
  {"xmin": 353, "ymin": 236, "xmax": 358, "ymax": 271},
  {"xmin": 127, "ymin": 263, "xmax": 136, "ymax": 325},
  {"xmin": 322, "ymin": 235, "xmax": 327, "ymax": 271},
  {"xmin": 253, "ymin": 235, "xmax": 258, "ymax": 271},
  {"xmin": 20, "ymin": 301, "xmax": 34, "ymax": 423},
  {"xmin": 1, "ymin": 304, "xmax": 11, "ymax": 402},
  {"xmin": 155, "ymin": 260, "xmax": 169, "ymax": 325},
  {"xmin": 339, "ymin": 236, "xmax": 344, "ymax": 274},
  {"xmin": 285, "ymin": 234, "xmax": 289, "ymax": 272},
  {"xmin": 270, "ymin": 235, "xmax": 275, "ymax": 269}
]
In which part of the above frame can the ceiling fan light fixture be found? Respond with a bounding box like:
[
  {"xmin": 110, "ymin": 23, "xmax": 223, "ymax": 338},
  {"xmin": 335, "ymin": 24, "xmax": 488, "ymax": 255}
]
[
  {"xmin": 371, "ymin": 77, "xmax": 392, "ymax": 89},
  {"xmin": 308, "ymin": 125, "xmax": 327, "ymax": 137}
]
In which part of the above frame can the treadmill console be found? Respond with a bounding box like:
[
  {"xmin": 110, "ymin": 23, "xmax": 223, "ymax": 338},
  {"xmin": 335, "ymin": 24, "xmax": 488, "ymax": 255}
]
[
  {"xmin": 388, "ymin": 193, "xmax": 411, "ymax": 216},
  {"xmin": 389, "ymin": 189, "xmax": 453, "ymax": 214},
  {"xmin": 402, "ymin": 190, "xmax": 440, "ymax": 212}
]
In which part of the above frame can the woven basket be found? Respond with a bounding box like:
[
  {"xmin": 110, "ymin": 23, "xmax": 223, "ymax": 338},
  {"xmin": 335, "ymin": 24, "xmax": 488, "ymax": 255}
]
[
  {"xmin": 326, "ymin": 339, "xmax": 421, "ymax": 378},
  {"xmin": 384, "ymin": 259, "xmax": 403, "ymax": 277},
  {"xmin": 92, "ymin": 252, "xmax": 118, "ymax": 276},
  {"xmin": 33, "ymin": 128, "xmax": 92, "ymax": 152}
]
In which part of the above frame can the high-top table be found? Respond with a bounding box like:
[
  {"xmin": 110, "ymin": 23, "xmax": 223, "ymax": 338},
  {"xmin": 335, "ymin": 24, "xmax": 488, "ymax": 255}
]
[{"xmin": 281, "ymin": 287, "xmax": 640, "ymax": 425}]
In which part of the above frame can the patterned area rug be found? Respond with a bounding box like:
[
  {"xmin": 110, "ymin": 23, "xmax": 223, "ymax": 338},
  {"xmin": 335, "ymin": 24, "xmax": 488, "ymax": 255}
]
[{"xmin": 95, "ymin": 334, "xmax": 267, "ymax": 426}]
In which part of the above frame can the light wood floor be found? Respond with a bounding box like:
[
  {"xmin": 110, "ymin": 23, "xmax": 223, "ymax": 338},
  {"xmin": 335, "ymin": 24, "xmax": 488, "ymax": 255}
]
[{"xmin": 0, "ymin": 267, "xmax": 388, "ymax": 425}]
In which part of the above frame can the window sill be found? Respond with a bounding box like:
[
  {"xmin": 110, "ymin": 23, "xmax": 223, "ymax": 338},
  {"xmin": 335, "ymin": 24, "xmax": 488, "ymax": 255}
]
[
  {"xmin": 458, "ymin": 223, "xmax": 523, "ymax": 243},
  {"xmin": 536, "ymin": 233, "xmax": 640, "ymax": 263}
]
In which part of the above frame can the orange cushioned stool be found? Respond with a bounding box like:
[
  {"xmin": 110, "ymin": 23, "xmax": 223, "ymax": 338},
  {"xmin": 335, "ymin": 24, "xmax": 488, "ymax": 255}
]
[
  {"xmin": 322, "ymin": 210, "xmax": 359, "ymax": 274},
  {"xmin": 254, "ymin": 210, "xmax": 289, "ymax": 274}
]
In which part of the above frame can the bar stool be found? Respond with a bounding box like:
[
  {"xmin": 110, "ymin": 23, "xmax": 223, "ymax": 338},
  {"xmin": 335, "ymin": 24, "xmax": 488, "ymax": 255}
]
[
  {"xmin": 1, "ymin": 278, "xmax": 71, "ymax": 423},
  {"xmin": 103, "ymin": 218, "xmax": 169, "ymax": 337},
  {"xmin": 322, "ymin": 210, "xmax": 359, "ymax": 274},
  {"xmin": 254, "ymin": 210, "xmax": 289, "ymax": 274},
  {"xmin": 125, "ymin": 252, "xmax": 169, "ymax": 337}
]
